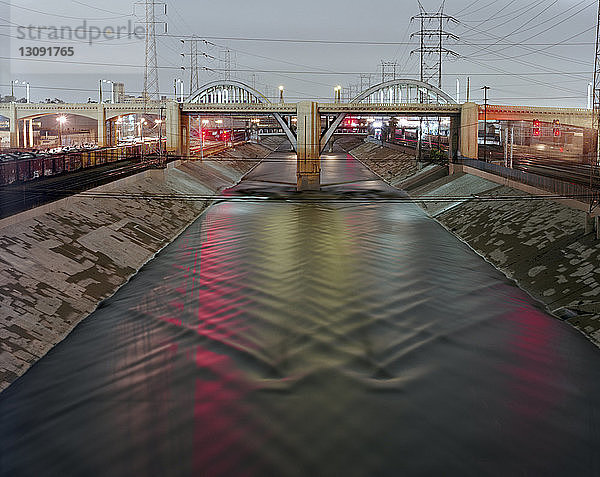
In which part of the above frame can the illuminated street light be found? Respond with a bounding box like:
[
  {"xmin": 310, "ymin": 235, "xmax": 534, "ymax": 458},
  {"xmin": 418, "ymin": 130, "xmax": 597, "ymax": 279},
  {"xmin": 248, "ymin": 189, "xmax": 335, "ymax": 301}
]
[
  {"xmin": 116, "ymin": 116, "xmax": 124, "ymax": 143},
  {"xmin": 11, "ymin": 80, "xmax": 30, "ymax": 103},
  {"xmin": 279, "ymin": 85, "xmax": 284, "ymax": 103},
  {"xmin": 334, "ymin": 85, "xmax": 342, "ymax": 103},
  {"xmin": 99, "ymin": 79, "xmax": 114, "ymax": 103},
  {"xmin": 174, "ymin": 79, "xmax": 185, "ymax": 102},
  {"xmin": 56, "ymin": 115, "xmax": 67, "ymax": 146}
]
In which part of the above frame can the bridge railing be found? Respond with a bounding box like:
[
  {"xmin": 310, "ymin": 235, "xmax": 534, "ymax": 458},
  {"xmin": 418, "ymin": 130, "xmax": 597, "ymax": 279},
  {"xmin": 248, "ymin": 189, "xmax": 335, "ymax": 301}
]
[{"xmin": 457, "ymin": 158, "xmax": 599, "ymax": 205}]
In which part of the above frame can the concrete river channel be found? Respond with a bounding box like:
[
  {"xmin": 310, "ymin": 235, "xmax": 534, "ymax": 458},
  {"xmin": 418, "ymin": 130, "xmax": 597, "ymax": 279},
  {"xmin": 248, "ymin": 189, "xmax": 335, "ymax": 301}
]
[{"xmin": 1, "ymin": 145, "xmax": 600, "ymax": 476}]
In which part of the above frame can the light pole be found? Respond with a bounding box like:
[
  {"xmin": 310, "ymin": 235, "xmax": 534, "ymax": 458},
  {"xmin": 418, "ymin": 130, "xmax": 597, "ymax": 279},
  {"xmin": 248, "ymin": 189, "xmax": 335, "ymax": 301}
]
[
  {"xmin": 334, "ymin": 85, "xmax": 341, "ymax": 103},
  {"xmin": 56, "ymin": 115, "xmax": 67, "ymax": 147},
  {"xmin": 156, "ymin": 105, "xmax": 165, "ymax": 166},
  {"xmin": 481, "ymin": 86, "xmax": 490, "ymax": 162},
  {"xmin": 138, "ymin": 117, "xmax": 147, "ymax": 161},
  {"xmin": 116, "ymin": 117, "xmax": 124, "ymax": 143},
  {"xmin": 201, "ymin": 118, "xmax": 210, "ymax": 161},
  {"xmin": 174, "ymin": 79, "xmax": 185, "ymax": 102},
  {"xmin": 279, "ymin": 85, "xmax": 284, "ymax": 103},
  {"xmin": 11, "ymin": 80, "xmax": 29, "ymax": 102},
  {"xmin": 99, "ymin": 80, "xmax": 114, "ymax": 103}
]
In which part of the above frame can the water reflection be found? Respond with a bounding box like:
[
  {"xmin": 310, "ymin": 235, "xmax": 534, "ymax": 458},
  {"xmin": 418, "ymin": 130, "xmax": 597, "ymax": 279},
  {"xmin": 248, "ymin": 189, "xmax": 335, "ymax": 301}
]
[{"xmin": 1, "ymin": 151, "xmax": 599, "ymax": 477}]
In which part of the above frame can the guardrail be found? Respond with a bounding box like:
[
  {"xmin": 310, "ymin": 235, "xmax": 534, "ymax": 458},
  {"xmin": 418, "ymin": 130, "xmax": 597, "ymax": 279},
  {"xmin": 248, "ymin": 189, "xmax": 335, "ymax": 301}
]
[{"xmin": 458, "ymin": 158, "xmax": 599, "ymax": 205}]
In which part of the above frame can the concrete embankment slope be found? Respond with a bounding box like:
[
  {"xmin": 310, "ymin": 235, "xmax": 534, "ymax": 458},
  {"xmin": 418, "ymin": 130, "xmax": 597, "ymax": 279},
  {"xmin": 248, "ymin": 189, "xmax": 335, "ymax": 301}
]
[
  {"xmin": 0, "ymin": 140, "xmax": 281, "ymax": 392},
  {"xmin": 348, "ymin": 140, "xmax": 600, "ymax": 348}
]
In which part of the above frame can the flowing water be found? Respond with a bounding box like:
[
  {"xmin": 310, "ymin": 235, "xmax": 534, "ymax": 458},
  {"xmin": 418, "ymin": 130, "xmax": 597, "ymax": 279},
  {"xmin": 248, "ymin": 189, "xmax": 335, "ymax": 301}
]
[{"xmin": 1, "ymin": 146, "xmax": 600, "ymax": 476}]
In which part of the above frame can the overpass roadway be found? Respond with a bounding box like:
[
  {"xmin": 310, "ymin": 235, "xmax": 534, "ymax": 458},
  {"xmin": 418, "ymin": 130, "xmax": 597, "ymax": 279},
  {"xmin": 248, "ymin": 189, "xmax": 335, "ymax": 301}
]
[{"xmin": 0, "ymin": 100, "xmax": 593, "ymax": 190}]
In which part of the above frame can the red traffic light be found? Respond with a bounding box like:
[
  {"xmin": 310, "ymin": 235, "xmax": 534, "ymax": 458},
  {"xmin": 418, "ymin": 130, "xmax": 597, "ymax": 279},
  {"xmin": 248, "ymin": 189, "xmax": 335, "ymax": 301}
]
[
  {"xmin": 553, "ymin": 119, "xmax": 560, "ymax": 137},
  {"xmin": 533, "ymin": 119, "xmax": 541, "ymax": 137}
]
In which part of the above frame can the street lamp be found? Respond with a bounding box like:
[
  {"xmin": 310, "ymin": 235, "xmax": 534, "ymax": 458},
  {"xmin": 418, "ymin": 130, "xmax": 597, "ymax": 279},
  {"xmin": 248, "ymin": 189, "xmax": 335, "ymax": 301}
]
[
  {"xmin": 116, "ymin": 116, "xmax": 124, "ymax": 143},
  {"xmin": 174, "ymin": 79, "xmax": 185, "ymax": 102},
  {"xmin": 155, "ymin": 118, "xmax": 163, "ymax": 157},
  {"xmin": 56, "ymin": 115, "xmax": 67, "ymax": 146},
  {"xmin": 99, "ymin": 79, "xmax": 114, "ymax": 103},
  {"xmin": 481, "ymin": 85, "xmax": 490, "ymax": 162},
  {"xmin": 334, "ymin": 85, "xmax": 342, "ymax": 103},
  {"xmin": 11, "ymin": 80, "xmax": 30, "ymax": 102},
  {"xmin": 138, "ymin": 117, "xmax": 147, "ymax": 139},
  {"xmin": 279, "ymin": 85, "xmax": 284, "ymax": 103}
]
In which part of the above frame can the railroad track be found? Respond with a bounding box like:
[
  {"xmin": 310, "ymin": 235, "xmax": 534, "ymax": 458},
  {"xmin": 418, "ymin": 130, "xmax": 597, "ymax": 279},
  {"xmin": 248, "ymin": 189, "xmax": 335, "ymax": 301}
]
[
  {"xmin": 512, "ymin": 156, "xmax": 600, "ymax": 188},
  {"xmin": 1, "ymin": 141, "xmax": 245, "ymax": 220},
  {"xmin": 0, "ymin": 159, "xmax": 155, "ymax": 220}
]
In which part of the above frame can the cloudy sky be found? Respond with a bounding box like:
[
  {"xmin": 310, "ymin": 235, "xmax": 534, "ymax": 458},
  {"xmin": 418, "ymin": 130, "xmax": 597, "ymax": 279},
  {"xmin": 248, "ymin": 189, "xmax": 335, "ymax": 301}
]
[{"xmin": 0, "ymin": 0, "xmax": 596, "ymax": 106}]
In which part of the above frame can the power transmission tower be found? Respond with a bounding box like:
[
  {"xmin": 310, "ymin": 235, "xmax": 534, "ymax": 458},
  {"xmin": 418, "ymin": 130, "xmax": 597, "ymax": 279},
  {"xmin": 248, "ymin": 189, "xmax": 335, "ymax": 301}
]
[
  {"xmin": 135, "ymin": 1, "xmax": 167, "ymax": 100},
  {"xmin": 410, "ymin": 1, "xmax": 458, "ymax": 89},
  {"xmin": 346, "ymin": 83, "xmax": 360, "ymax": 101},
  {"xmin": 380, "ymin": 61, "xmax": 398, "ymax": 83},
  {"xmin": 360, "ymin": 74, "xmax": 372, "ymax": 92},
  {"xmin": 222, "ymin": 49, "xmax": 232, "ymax": 80}
]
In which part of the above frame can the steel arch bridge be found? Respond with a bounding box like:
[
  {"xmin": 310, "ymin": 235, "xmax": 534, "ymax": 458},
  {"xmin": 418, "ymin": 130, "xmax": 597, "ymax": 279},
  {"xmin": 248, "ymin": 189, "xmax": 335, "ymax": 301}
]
[
  {"xmin": 351, "ymin": 79, "xmax": 456, "ymax": 105},
  {"xmin": 185, "ymin": 78, "xmax": 456, "ymax": 106},
  {"xmin": 186, "ymin": 80, "xmax": 270, "ymax": 105},
  {"xmin": 184, "ymin": 79, "xmax": 458, "ymax": 152}
]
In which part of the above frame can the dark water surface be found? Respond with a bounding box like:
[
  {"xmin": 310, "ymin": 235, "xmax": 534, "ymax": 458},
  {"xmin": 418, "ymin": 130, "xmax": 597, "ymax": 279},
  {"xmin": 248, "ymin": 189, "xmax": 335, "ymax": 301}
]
[{"xmin": 2, "ymin": 148, "xmax": 600, "ymax": 476}]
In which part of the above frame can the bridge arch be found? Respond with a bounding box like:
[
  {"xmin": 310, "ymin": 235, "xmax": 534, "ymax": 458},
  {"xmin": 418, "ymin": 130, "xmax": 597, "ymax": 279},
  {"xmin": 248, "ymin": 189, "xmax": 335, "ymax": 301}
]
[
  {"xmin": 186, "ymin": 80, "xmax": 270, "ymax": 104},
  {"xmin": 352, "ymin": 79, "xmax": 456, "ymax": 105}
]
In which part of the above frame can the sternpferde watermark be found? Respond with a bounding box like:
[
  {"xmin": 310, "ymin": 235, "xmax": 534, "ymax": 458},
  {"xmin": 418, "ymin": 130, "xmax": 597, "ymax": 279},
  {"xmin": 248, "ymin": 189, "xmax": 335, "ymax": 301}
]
[{"xmin": 16, "ymin": 20, "xmax": 145, "ymax": 46}]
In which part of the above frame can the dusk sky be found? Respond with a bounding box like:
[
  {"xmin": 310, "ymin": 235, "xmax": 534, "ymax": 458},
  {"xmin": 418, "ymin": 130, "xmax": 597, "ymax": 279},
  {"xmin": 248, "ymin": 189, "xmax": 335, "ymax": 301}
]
[{"xmin": 0, "ymin": 0, "xmax": 596, "ymax": 106}]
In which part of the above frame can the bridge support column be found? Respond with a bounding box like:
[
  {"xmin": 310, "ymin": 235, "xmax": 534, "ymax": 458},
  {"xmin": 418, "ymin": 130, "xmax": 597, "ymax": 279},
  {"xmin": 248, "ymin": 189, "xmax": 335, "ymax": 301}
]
[
  {"xmin": 296, "ymin": 101, "xmax": 321, "ymax": 191},
  {"xmin": 97, "ymin": 105, "xmax": 107, "ymax": 147},
  {"xmin": 9, "ymin": 103, "xmax": 18, "ymax": 148},
  {"xmin": 449, "ymin": 116, "xmax": 459, "ymax": 163},
  {"xmin": 166, "ymin": 102, "xmax": 188, "ymax": 158},
  {"xmin": 585, "ymin": 213, "xmax": 600, "ymax": 239},
  {"xmin": 460, "ymin": 102, "xmax": 478, "ymax": 160}
]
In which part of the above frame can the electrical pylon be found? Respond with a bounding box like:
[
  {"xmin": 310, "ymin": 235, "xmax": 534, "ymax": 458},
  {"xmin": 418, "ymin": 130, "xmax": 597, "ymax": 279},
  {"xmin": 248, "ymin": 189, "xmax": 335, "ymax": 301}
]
[
  {"xmin": 380, "ymin": 61, "xmax": 398, "ymax": 83},
  {"xmin": 189, "ymin": 35, "xmax": 200, "ymax": 94},
  {"xmin": 410, "ymin": 1, "xmax": 458, "ymax": 90},
  {"xmin": 135, "ymin": 0, "xmax": 166, "ymax": 100}
]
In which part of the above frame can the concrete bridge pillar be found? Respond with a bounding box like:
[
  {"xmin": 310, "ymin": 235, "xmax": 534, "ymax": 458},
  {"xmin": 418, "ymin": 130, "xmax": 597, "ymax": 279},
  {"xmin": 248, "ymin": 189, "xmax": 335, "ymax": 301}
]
[
  {"xmin": 166, "ymin": 102, "xmax": 188, "ymax": 158},
  {"xmin": 9, "ymin": 103, "xmax": 18, "ymax": 148},
  {"xmin": 448, "ymin": 116, "xmax": 459, "ymax": 163},
  {"xmin": 585, "ymin": 213, "xmax": 600, "ymax": 239},
  {"xmin": 97, "ymin": 105, "xmax": 107, "ymax": 147},
  {"xmin": 296, "ymin": 101, "xmax": 321, "ymax": 191},
  {"xmin": 460, "ymin": 102, "xmax": 478, "ymax": 160}
]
